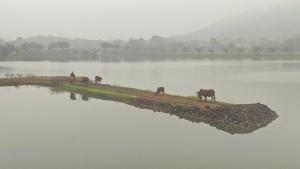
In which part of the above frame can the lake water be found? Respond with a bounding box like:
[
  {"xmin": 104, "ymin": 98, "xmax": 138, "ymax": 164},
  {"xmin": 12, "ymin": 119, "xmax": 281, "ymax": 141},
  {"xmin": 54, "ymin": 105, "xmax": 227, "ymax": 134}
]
[{"xmin": 0, "ymin": 60, "xmax": 299, "ymax": 169}]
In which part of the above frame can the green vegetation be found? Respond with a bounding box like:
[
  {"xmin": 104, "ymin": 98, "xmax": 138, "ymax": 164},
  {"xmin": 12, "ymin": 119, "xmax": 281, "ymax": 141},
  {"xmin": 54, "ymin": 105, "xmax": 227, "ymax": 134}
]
[{"xmin": 60, "ymin": 83, "xmax": 138, "ymax": 102}]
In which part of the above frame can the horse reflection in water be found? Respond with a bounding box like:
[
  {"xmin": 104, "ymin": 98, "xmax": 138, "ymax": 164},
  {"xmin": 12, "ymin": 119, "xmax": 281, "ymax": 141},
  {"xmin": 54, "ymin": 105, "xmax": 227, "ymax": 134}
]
[
  {"xmin": 69, "ymin": 92, "xmax": 90, "ymax": 101},
  {"xmin": 70, "ymin": 92, "xmax": 77, "ymax": 100},
  {"xmin": 81, "ymin": 94, "xmax": 89, "ymax": 101}
]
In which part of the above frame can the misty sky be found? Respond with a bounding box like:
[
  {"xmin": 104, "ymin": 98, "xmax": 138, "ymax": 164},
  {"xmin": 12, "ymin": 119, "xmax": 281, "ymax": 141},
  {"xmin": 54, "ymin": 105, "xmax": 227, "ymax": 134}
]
[{"xmin": 0, "ymin": 0, "xmax": 284, "ymax": 40}]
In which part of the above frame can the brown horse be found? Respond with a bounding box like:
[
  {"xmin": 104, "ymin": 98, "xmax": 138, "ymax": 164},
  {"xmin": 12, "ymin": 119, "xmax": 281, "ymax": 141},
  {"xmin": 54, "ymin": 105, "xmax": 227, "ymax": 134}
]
[
  {"xmin": 155, "ymin": 87, "xmax": 165, "ymax": 96},
  {"xmin": 80, "ymin": 77, "xmax": 89, "ymax": 85},
  {"xmin": 69, "ymin": 72, "xmax": 76, "ymax": 84},
  {"xmin": 95, "ymin": 76, "xmax": 102, "ymax": 84},
  {"xmin": 197, "ymin": 89, "xmax": 216, "ymax": 101}
]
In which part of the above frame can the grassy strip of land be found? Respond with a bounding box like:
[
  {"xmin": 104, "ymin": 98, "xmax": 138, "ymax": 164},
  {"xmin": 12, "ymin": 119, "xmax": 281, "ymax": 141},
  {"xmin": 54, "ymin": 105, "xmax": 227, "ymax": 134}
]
[
  {"xmin": 60, "ymin": 83, "xmax": 138, "ymax": 102},
  {"xmin": 0, "ymin": 76, "xmax": 226, "ymax": 108},
  {"xmin": 59, "ymin": 82, "xmax": 225, "ymax": 109}
]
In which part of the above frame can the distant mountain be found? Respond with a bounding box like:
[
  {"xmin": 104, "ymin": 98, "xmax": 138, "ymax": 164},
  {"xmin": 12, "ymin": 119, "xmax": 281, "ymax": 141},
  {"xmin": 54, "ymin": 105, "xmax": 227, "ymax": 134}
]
[{"xmin": 175, "ymin": 1, "xmax": 300, "ymax": 41}]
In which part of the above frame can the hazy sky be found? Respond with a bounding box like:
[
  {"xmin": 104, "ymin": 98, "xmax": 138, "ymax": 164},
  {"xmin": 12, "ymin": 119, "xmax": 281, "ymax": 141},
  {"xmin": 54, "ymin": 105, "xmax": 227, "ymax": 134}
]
[{"xmin": 0, "ymin": 0, "xmax": 284, "ymax": 40}]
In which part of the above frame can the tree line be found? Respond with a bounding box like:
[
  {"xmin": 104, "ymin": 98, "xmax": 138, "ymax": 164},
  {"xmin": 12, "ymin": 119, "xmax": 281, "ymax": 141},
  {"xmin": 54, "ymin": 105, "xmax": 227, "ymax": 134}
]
[{"xmin": 1, "ymin": 35, "xmax": 300, "ymax": 61}]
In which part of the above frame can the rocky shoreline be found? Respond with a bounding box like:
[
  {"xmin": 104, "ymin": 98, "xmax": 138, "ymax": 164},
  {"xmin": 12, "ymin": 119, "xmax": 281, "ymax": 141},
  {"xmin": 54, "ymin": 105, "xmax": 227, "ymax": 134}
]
[{"xmin": 130, "ymin": 99, "xmax": 278, "ymax": 134}]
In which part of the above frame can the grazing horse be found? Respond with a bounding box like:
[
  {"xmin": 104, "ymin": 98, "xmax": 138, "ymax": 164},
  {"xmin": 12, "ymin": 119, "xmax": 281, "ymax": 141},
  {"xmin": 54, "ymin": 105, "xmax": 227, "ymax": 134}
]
[
  {"xmin": 197, "ymin": 89, "xmax": 216, "ymax": 101},
  {"xmin": 80, "ymin": 77, "xmax": 89, "ymax": 85},
  {"xmin": 70, "ymin": 72, "xmax": 76, "ymax": 84},
  {"xmin": 95, "ymin": 76, "xmax": 102, "ymax": 84},
  {"xmin": 155, "ymin": 87, "xmax": 165, "ymax": 96}
]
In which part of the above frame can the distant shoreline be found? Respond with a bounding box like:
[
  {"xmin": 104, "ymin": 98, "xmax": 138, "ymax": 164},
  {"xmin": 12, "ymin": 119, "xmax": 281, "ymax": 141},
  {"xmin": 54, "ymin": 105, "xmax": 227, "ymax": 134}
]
[{"xmin": 1, "ymin": 53, "xmax": 300, "ymax": 62}]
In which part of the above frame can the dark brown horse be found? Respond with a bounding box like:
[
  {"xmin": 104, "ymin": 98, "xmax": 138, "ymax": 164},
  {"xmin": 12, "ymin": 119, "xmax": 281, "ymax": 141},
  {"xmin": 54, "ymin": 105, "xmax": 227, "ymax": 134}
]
[
  {"xmin": 197, "ymin": 89, "xmax": 216, "ymax": 101},
  {"xmin": 80, "ymin": 77, "xmax": 89, "ymax": 85},
  {"xmin": 69, "ymin": 72, "xmax": 76, "ymax": 84},
  {"xmin": 95, "ymin": 76, "xmax": 102, "ymax": 84},
  {"xmin": 155, "ymin": 87, "xmax": 165, "ymax": 96}
]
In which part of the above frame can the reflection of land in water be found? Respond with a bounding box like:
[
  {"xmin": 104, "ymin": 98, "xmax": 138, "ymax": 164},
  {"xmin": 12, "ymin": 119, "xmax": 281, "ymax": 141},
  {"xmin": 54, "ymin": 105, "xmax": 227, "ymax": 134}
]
[{"xmin": 0, "ymin": 66, "xmax": 12, "ymax": 71}]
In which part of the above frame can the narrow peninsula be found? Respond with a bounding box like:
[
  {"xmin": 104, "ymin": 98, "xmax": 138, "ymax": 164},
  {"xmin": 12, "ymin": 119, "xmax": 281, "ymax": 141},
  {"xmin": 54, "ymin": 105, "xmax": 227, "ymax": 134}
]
[{"xmin": 0, "ymin": 76, "xmax": 278, "ymax": 134}]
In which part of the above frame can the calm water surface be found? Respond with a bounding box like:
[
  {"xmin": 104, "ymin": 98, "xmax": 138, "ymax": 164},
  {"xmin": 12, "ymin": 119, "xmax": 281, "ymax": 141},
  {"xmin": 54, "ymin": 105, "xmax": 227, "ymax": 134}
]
[{"xmin": 0, "ymin": 60, "xmax": 299, "ymax": 169}]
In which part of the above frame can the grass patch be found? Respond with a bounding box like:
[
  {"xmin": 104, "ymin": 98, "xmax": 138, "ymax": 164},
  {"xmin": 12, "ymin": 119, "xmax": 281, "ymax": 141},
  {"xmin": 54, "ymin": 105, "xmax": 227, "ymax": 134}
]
[{"xmin": 60, "ymin": 83, "xmax": 138, "ymax": 102}]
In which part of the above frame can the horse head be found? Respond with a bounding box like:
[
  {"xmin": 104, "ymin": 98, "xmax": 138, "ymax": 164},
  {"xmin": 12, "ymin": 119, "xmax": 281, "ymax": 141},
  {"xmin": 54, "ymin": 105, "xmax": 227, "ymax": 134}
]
[{"xmin": 197, "ymin": 89, "xmax": 204, "ymax": 94}]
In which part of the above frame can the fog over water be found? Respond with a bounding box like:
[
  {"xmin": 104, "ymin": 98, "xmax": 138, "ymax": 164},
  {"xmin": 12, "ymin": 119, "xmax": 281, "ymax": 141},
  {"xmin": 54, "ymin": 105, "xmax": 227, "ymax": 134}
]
[{"xmin": 0, "ymin": 0, "xmax": 284, "ymax": 40}]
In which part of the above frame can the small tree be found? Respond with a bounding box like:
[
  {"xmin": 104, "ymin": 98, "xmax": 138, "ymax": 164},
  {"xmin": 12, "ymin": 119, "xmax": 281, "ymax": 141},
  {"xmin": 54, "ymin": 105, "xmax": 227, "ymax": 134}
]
[
  {"xmin": 48, "ymin": 41, "xmax": 70, "ymax": 50},
  {"xmin": 194, "ymin": 47, "xmax": 203, "ymax": 53},
  {"xmin": 283, "ymin": 46, "xmax": 294, "ymax": 54},
  {"xmin": 252, "ymin": 46, "xmax": 264, "ymax": 55},
  {"xmin": 266, "ymin": 47, "xmax": 277, "ymax": 53},
  {"xmin": 20, "ymin": 42, "xmax": 44, "ymax": 53}
]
